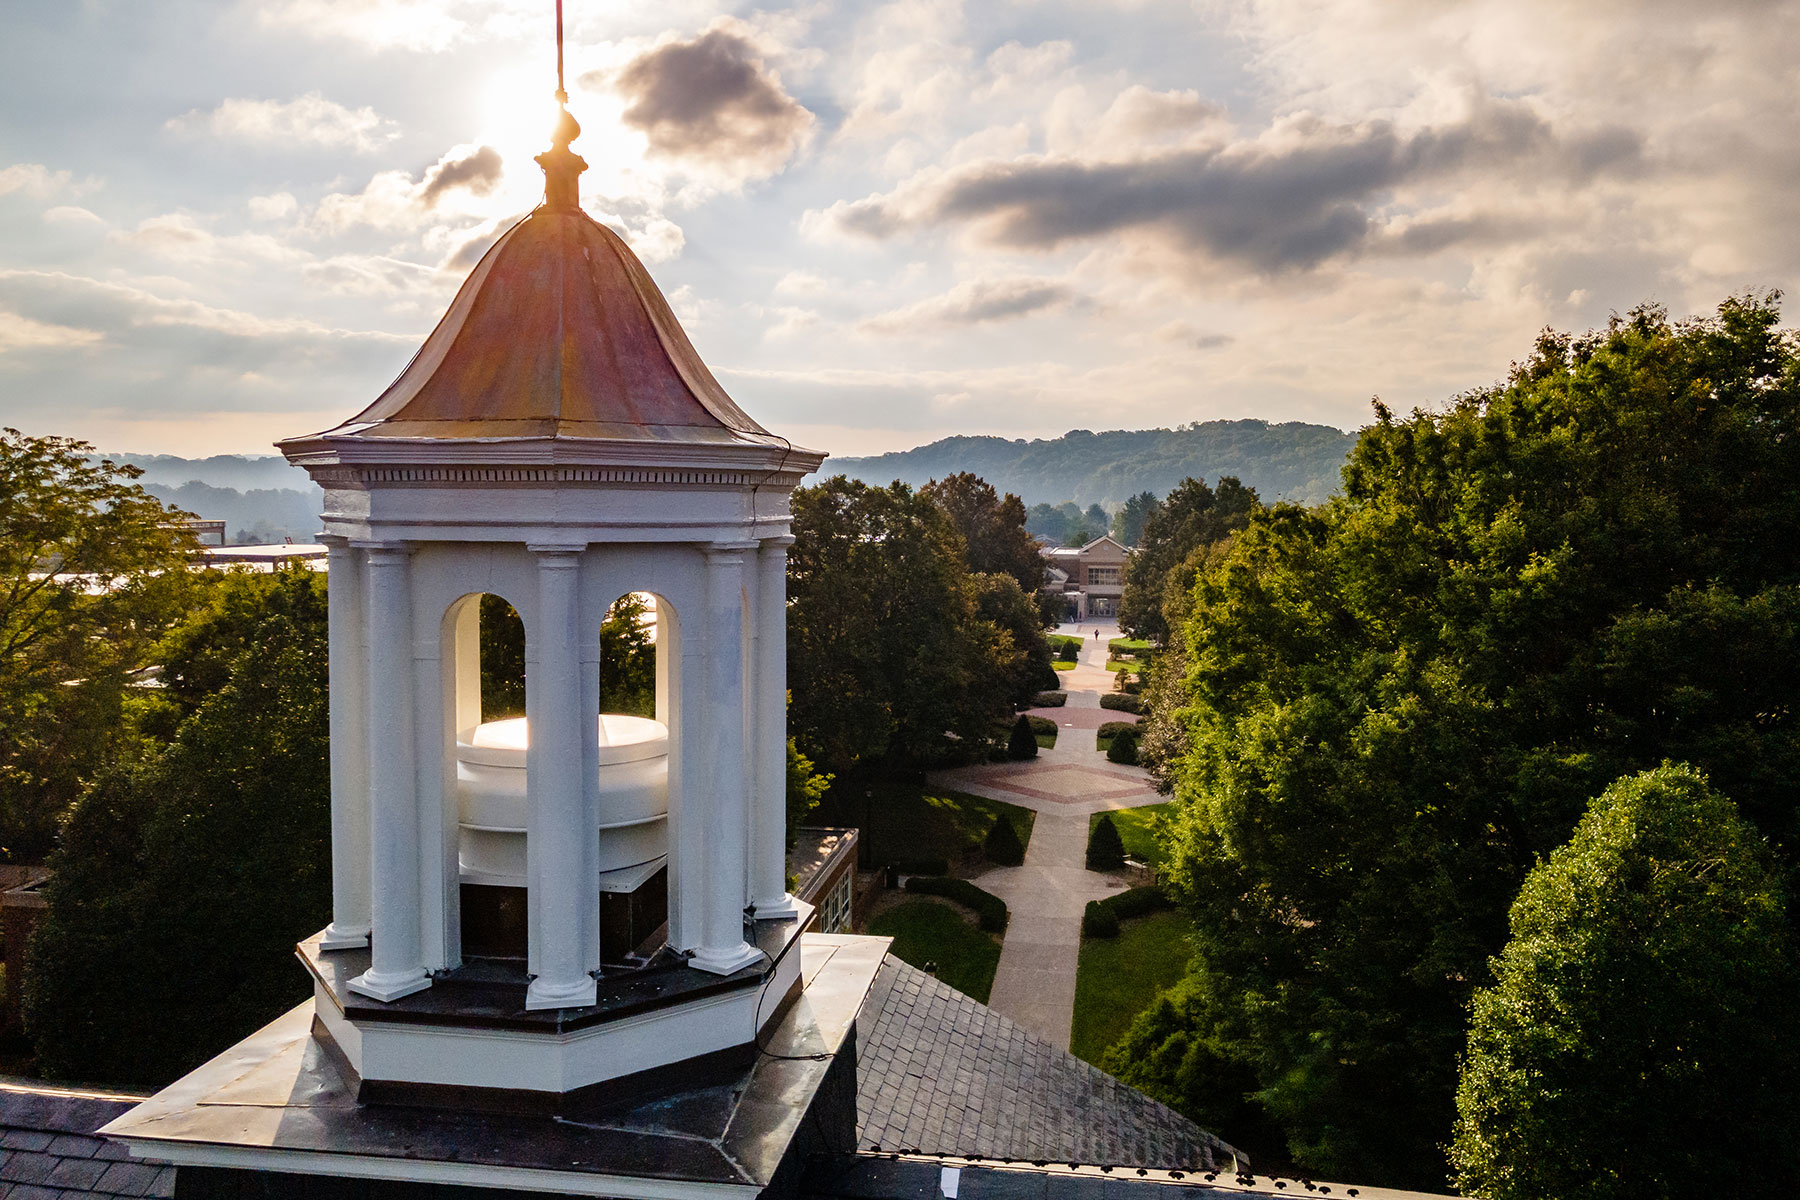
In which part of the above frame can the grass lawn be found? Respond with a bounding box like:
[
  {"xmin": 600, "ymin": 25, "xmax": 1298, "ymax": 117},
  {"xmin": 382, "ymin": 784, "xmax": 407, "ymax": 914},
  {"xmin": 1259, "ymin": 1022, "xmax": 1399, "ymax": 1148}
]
[
  {"xmin": 1048, "ymin": 633, "xmax": 1085, "ymax": 651},
  {"xmin": 1107, "ymin": 637, "xmax": 1156, "ymax": 655},
  {"xmin": 810, "ymin": 777, "xmax": 1036, "ymax": 868},
  {"xmin": 1090, "ymin": 802, "xmax": 1173, "ymax": 868},
  {"xmin": 869, "ymin": 899, "xmax": 1003, "ymax": 1002},
  {"xmin": 1105, "ymin": 658, "xmax": 1145, "ymax": 674},
  {"xmin": 1069, "ymin": 910, "xmax": 1194, "ymax": 1064},
  {"xmin": 1052, "ymin": 660, "xmax": 1077, "ymax": 671}
]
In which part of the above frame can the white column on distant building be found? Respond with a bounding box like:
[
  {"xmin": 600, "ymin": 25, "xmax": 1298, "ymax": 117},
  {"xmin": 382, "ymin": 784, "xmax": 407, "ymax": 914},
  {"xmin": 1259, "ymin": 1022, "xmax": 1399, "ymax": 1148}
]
[
  {"xmin": 750, "ymin": 535, "xmax": 799, "ymax": 917},
  {"xmin": 320, "ymin": 535, "xmax": 371, "ymax": 950},
  {"xmin": 689, "ymin": 541, "xmax": 763, "ymax": 975},
  {"xmin": 348, "ymin": 543, "xmax": 430, "ymax": 1002},
  {"xmin": 525, "ymin": 545, "xmax": 598, "ymax": 1010}
]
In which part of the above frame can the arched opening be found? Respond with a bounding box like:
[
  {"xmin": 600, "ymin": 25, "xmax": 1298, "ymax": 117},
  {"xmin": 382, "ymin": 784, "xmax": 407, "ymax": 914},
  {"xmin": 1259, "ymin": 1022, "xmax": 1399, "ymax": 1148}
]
[
  {"xmin": 453, "ymin": 592, "xmax": 531, "ymax": 962},
  {"xmin": 595, "ymin": 592, "xmax": 672, "ymax": 968}
]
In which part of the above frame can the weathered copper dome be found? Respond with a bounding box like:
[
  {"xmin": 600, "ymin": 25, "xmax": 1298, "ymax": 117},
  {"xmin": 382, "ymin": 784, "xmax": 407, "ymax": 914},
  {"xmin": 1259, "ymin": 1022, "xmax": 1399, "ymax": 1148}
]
[{"xmin": 297, "ymin": 206, "xmax": 777, "ymax": 446}]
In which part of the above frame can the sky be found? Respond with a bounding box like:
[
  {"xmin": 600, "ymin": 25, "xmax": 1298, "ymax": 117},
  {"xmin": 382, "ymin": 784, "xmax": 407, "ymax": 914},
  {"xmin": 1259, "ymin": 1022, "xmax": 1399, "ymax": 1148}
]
[{"xmin": 2, "ymin": 0, "xmax": 1798, "ymax": 460}]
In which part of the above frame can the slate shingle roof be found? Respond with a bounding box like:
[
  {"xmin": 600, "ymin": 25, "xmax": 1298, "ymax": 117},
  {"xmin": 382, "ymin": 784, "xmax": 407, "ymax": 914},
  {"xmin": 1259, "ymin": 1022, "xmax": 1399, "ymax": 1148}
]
[
  {"xmin": 855, "ymin": 960, "xmax": 1238, "ymax": 1171},
  {"xmin": 0, "ymin": 1081, "xmax": 173, "ymax": 1200}
]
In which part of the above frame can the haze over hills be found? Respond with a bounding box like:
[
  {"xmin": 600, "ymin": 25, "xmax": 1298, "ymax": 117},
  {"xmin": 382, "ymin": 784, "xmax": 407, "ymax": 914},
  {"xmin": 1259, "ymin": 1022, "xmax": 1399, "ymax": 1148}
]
[
  {"xmin": 826, "ymin": 420, "xmax": 1361, "ymax": 508},
  {"xmin": 108, "ymin": 453, "xmax": 324, "ymax": 544}
]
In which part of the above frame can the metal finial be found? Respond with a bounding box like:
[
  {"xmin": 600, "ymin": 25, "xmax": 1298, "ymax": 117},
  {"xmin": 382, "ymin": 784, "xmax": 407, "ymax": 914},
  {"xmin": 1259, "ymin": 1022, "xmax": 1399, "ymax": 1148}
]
[
  {"xmin": 537, "ymin": 0, "xmax": 586, "ymax": 209},
  {"xmin": 555, "ymin": 0, "xmax": 567, "ymax": 102}
]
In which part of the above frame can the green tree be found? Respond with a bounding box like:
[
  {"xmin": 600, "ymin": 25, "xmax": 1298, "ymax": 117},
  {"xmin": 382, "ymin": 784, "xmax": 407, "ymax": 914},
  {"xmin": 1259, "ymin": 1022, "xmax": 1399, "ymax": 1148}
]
[
  {"xmin": 478, "ymin": 591, "xmax": 655, "ymax": 721},
  {"xmin": 1134, "ymin": 296, "xmax": 1800, "ymax": 1188},
  {"xmin": 1452, "ymin": 765, "xmax": 1800, "ymax": 1199},
  {"xmin": 1117, "ymin": 476, "xmax": 1257, "ymax": 643},
  {"xmin": 787, "ymin": 476, "xmax": 1015, "ymax": 774},
  {"xmin": 1113, "ymin": 491, "xmax": 1158, "ymax": 546},
  {"xmin": 0, "ymin": 430, "xmax": 198, "ymax": 862},
  {"xmin": 599, "ymin": 593, "xmax": 655, "ymax": 717},
  {"xmin": 983, "ymin": 813, "xmax": 1025, "ymax": 865},
  {"xmin": 786, "ymin": 736, "xmax": 832, "ymax": 837},
  {"xmin": 24, "ymin": 567, "xmax": 330, "ymax": 1085},
  {"xmin": 923, "ymin": 473, "xmax": 1049, "ymax": 605},
  {"xmin": 1008, "ymin": 713, "xmax": 1038, "ymax": 761},
  {"xmin": 1086, "ymin": 813, "xmax": 1125, "ymax": 870}
]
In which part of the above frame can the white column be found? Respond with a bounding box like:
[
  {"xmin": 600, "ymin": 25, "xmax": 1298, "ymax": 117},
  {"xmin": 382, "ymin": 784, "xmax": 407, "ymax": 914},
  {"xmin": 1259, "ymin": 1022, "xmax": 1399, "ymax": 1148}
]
[
  {"xmin": 688, "ymin": 542, "xmax": 763, "ymax": 976},
  {"xmin": 348, "ymin": 543, "xmax": 430, "ymax": 1002},
  {"xmin": 320, "ymin": 536, "xmax": 370, "ymax": 950},
  {"xmin": 751, "ymin": 536, "xmax": 800, "ymax": 916},
  {"xmin": 525, "ymin": 545, "xmax": 598, "ymax": 1010}
]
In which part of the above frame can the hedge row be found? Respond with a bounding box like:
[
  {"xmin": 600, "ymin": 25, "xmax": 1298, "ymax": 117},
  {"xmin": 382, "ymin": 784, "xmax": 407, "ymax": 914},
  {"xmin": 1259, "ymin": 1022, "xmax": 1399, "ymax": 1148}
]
[
  {"xmin": 1100, "ymin": 693, "xmax": 1144, "ymax": 714},
  {"xmin": 905, "ymin": 876, "xmax": 1009, "ymax": 934},
  {"xmin": 1026, "ymin": 715, "xmax": 1059, "ymax": 737},
  {"xmin": 1107, "ymin": 637, "xmax": 1156, "ymax": 656},
  {"xmin": 1098, "ymin": 720, "xmax": 1138, "ymax": 739},
  {"xmin": 1081, "ymin": 885, "xmax": 1175, "ymax": 938},
  {"xmin": 1030, "ymin": 690, "xmax": 1068, "ymax": 708}
]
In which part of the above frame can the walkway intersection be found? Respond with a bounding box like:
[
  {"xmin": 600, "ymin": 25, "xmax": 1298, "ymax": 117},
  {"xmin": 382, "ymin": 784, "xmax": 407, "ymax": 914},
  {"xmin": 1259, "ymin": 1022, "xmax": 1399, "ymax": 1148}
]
[{"xmin": 927, "ymin": 622, "xmax": 1164, "ymax": 1050}]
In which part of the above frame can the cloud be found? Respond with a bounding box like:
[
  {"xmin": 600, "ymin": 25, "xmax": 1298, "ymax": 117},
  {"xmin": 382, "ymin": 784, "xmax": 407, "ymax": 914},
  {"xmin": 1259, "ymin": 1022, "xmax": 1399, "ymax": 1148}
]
[
  {"xmin": 251, "ymin": 0, "xmax": 475, "ymax": 53},
  {"xmin": 306, "ymin": 145, "xmax": 503, "ymax": 234},
  {"xmin": 1, "ymin": 163, "xmax": 70, "ymax": 199},
  {"xmin": 248, "ymin": 192, "xmax": 297, "ymax": 221},
  {"xmin": 42, "ymin": 206, "xmax": 105, "ymax": 228},
  {"xmin": 0, "ymin": 309, "xmax": 104, "ymax": 352},
  {"xmin": 418, "ymin": 146, "xmax": 503, "ymax": 207},
  {"xmin": 108, "ymin": 215, "xmax": 305, "ymax": 265},
  {"xmin": 608, "ymin": 24, "xmax": 815, "ymax": 179},
  {"xmin": 822, "ymin": 96, "xmax": 1643, "ymax": 274},
  {"xmin": 862, "ymin": 277, "xmax": 1079, "ymax": 333},
  {"xmin": 302, "ymin": 254, "xmax": 438, "ymax": 296},
  {"xmin": 166, "ymin": 92, "xmax": 399, "ymax": 153}
]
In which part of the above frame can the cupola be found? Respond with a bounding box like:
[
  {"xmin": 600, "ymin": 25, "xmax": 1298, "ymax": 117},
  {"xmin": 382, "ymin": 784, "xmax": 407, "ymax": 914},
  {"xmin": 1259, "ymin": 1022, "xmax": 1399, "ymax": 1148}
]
[{"xmin": 264, "ymin": 80, "xmax": 826, "ymax": 1096}]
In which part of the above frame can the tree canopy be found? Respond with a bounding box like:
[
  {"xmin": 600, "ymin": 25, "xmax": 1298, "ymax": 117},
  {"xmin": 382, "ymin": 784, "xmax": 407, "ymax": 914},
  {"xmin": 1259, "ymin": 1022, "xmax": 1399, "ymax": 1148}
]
[
  {"xmin": 24, "ymin": 566, "xmax": 330, "ymax": 1084},
  {"xmin": 787, "ymin": 475, "xmax": 1035, "ymax": 775},
  {"xmin": 1115, "ymin": 295, "xmax": 1800, "ymax": 1189},
  {"xmin": 0, "ymin": 429, "xmax": 197, "ymax": 862},
  {"xmin": 1117, "ymin": 476, "xmax": 1257, "ymax": 643},
  {"xmin": 1451, "ymin": 765, "xmax": 1800, "ymax": 1200}
]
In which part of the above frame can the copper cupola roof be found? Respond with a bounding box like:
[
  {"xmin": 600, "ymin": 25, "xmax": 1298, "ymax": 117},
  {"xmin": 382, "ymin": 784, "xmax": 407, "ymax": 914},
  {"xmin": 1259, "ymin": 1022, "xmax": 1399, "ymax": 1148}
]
[{"xmin": 280, "ymin": 99, "xmax": 793, "ymax": 451}]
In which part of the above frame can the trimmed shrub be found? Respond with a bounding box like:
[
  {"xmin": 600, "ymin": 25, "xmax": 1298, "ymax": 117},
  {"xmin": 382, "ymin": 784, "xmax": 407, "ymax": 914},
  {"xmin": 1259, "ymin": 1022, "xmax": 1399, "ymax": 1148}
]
[
  {"xmin": 1082, "ymin": 899, "xmax": 1121, "ymax": 938},
  {"xmin": 1086, "ymin": 813, "xmax": 1126, "ymax": 870},
  {"xmin": 1030, "ymin": 690, "xmax": 1067, "ymax": 708},
  {"xmin": 1098, "ymin": 720, "xmax": 1138, "ymax": 740},
  {"xmin": 1107, "ymin": 637, "xmax": 1155, "ymax": 656},
  {"xmin": 1106, "ymin": 730, "xmax": 1140, "ymax": 765},
  {"xmin": 1026, "ymin": 715, "xmax": 1058, "ymax": 737},
  {"xmin": 1104, "ymin": 884, "xmax": 1175, "ymax": 920},
  {"xmin": 1008, "ymin": 713, "xmax": 1038, "ymax": 760},
  {"xmin": 1057, "ymin": 642, "xmax": 1079, "ymax": 663},
  {"xmin": 983, "ymin": 814, "xmax": 1026, "ymax": 866},
  {"xmin": 905, "ymin": 875, "xmax": 1009, "ymax": 934},
  {"xmin": 1100, "ymin": 693, "xmax": 1143, "ymax": 714},
  {"xmin": 1082, "ymin": 886, "xmax": 1175, "ymax": 940}
]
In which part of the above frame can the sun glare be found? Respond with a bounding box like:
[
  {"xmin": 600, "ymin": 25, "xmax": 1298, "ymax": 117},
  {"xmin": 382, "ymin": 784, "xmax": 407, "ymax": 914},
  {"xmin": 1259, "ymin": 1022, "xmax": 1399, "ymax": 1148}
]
[{"xmin": 475, "ymin": 66, "xmax": 649, "ymax": 214}]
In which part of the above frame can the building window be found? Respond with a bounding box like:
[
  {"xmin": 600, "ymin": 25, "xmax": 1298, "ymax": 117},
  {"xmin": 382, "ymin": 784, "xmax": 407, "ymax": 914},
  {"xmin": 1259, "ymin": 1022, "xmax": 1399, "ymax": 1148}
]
[
  {"xmin": 1088, "ymin": 566, "xmax": 1121, "ymax": 586},
  {"xmin": 822, "ymin": 870, "xmax": 853, "ymax": 934}
]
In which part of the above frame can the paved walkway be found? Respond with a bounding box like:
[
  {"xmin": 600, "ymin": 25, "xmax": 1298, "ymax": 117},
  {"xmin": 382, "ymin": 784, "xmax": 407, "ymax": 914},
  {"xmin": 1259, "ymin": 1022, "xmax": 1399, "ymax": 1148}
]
[{"xmin": 928, "ymin": 622, "xmax": 1164, "ymax": 1049}]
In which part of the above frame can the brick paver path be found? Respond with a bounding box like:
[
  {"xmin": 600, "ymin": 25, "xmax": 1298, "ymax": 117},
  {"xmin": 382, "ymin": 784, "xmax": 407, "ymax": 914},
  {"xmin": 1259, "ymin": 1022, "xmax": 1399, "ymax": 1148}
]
[{"xmin": 928, "ymin": 622, "xmax": 1164, "ymax": 1049}]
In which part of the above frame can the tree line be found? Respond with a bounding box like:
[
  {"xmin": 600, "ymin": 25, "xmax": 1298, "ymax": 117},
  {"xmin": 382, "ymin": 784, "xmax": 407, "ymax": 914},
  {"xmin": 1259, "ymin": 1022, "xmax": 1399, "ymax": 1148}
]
[
  {"xmin": 0, "ymin": 441, "xmax": 1058, "ymax": 1082},
  {"xmin": 1112, "ymin": 296, "xmax": 1800, "ymax": 1196}
]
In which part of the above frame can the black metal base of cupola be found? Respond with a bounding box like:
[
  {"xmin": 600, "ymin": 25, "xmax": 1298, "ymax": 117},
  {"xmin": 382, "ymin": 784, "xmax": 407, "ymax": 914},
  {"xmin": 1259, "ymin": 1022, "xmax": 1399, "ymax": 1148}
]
[
  {"xmin": 288, "ymin": 903, "xmax": 814, "ymax": 1105},
  {"xmin": 101, "ymin": 933, "xmax": 889, "ymax": 1200}
]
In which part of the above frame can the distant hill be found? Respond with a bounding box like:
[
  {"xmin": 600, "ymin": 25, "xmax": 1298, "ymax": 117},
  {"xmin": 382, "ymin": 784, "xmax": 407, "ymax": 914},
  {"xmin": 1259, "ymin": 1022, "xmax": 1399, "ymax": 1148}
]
[
  {"xmin": 117, "ymin": 452, "xmax": 315, "ymax": 493},
  {"xmin": 106, "ymin": 453, "xmax": 325, "ymax": 545},
  {"xmin": 827, "ymin": 420, "xmax": 1360, "ymax": 508}
]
